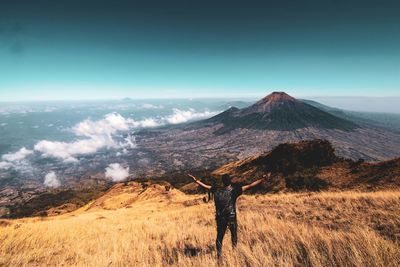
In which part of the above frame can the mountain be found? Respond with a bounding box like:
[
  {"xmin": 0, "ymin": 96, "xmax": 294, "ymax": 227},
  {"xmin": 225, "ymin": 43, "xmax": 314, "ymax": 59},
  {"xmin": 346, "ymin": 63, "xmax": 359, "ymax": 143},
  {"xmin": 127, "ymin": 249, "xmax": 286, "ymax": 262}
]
[
  {"xmin": 206, "ymin": 92, "xmax": 357, "ymax": 133},
  {"xmin": 133, "ymin": 92, "xmax": 400, "ymax": 180},
  {"xmin": 5, "ymin": 92, "xmax": 400, "ymax": 218},
  {"xmin": 302, "ymin": 99, "xmax": 400, "ymax": 132},
  {"xmin": 212, "ymin": 139, "xmax": 400, "ymax": 192},
  {"xmin": 130, "ymin": 92, "xmax": 400, "ymax": 181}
]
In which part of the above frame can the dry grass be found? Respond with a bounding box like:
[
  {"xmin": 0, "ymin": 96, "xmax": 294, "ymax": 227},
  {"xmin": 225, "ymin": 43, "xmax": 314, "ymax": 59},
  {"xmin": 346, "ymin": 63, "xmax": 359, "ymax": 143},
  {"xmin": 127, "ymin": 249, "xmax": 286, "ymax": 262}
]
[{"xmin": 0, "ymin": 185, "xmax": 399, "ymax": 266}]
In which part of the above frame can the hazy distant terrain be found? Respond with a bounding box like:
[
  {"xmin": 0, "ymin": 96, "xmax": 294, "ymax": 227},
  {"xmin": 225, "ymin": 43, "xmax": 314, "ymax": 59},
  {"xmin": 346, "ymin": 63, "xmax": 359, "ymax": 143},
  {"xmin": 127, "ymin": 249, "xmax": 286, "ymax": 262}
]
[
  {"xmin": 134, "ymin": 93, "xmax": 400, "ymax": 180},
  {"xmin": 4, "ymin": 139, "xmax": 400, "ymax": 218},
  {"xmin": 303, "ymin": 99, "xmax": 400, "ymax": 132},
  {"xmin": 309, "ymin": 96, "xmax": 400, "ymax": 114},
  {"xmin": 1, "ymin": 94, "xmax": 400, "ymax": 218},
  {"xmin": 0, "ymin": 99, "xmax": 224, "ymax": 215}
]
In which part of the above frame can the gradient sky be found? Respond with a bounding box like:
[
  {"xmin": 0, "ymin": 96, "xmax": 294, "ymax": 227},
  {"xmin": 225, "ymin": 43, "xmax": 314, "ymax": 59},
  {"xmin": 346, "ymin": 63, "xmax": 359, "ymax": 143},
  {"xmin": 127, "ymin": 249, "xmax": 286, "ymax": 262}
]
[{"xmin": 0, "ymin": 0, "xmax": 399, "ymax": 101}]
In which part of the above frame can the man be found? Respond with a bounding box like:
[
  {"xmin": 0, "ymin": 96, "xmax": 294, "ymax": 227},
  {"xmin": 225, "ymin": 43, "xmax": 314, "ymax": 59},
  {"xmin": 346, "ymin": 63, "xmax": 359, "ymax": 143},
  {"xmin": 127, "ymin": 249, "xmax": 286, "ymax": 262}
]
[{"xmin": 188, "ymin": 173, "xmax": 270, "ymax": 257}]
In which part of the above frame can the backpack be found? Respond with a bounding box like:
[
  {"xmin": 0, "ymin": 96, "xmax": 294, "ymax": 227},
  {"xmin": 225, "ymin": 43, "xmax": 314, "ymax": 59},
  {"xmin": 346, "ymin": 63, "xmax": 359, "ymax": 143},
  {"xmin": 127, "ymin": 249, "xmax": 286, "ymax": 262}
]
[{"xmin": 214, "ymin": 186, "xmax": 236, "ymax": 217}]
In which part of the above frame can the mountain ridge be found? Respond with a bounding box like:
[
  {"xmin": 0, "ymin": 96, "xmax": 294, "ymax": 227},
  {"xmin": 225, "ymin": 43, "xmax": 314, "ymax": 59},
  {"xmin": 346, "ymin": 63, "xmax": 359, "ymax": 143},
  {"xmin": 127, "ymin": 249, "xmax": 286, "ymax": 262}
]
[
  {"xmin": 205, "ymin": 92, "xmax": 358, "ymax": 133},
  {"xmin": 133, "ymin": 91, "xmax": 400, "ymax": 181},
  {"xmin": 212, "ymin": 139, "xmax": 400, "ymax": 192}
]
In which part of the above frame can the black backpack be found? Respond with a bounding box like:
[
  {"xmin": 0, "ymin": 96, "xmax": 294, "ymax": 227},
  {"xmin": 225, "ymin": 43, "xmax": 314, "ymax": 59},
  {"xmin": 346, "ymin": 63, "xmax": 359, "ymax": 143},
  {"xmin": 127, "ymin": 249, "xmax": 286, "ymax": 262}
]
[{"xmin": 214, "ymin": 186, "xmax": 237, "ymax": 217}]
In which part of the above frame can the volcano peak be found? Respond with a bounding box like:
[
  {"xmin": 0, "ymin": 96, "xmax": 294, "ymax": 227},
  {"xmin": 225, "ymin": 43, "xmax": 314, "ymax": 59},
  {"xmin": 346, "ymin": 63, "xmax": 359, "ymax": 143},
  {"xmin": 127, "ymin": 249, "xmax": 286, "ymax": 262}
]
[
  {"xmin": 205, "ymin": 91, "xmax": 357, "ymax": 132},
  {"xmin": 242, "ymin": 91, "xmax": 299, "ymax": 115},
  {"xmin": 260, "ymin": 91, "xmax": 297, "ymax": 103}
]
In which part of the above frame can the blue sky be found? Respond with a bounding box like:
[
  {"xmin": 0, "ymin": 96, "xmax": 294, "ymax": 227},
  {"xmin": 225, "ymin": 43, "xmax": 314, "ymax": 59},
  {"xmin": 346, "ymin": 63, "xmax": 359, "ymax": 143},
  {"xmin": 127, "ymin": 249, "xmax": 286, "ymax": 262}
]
[{"xmin": 0, "ymin": 0, "xmax": 399, "ymax": 101}]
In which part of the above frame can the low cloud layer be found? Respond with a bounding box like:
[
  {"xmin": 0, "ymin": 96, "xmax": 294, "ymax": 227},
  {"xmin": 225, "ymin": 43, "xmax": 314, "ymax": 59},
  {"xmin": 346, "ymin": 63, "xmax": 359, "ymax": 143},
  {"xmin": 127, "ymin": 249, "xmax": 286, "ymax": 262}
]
[
  {"xmin": 126, "ymin": 108, "xmax": 217, "ymax": 128},
  {"xmin": 34, "ymin": 113, "xmax": 136, "ymax": 162},
  {"xmin": 127, "ymin": 108, "xmax": 219, "ymax": 128},
  {"xmin": 0, "ymin": 161, "xmax": 13, "ymax": 170},
  {"xmin": 43, "ymin": 171, "xmax": 61, "ymax": 188},
  {"xmin": 0, "ymin": 147, "xmax": 33, "ymax": 169},
  {"xmin": 105, "ymin": 163, "xmax": 129, "ymax": 182},
  {"xmin": 131, "ymin": 118, "xmax": 159, "ymax": 128},
  {"xmin": 165, "ymin": 109, "xmax": 217, "ymax": 124},
  {"xmin": 2, "ymin": 147, "xmax": 33, "ymax": 161},
  {"xmin": 73, "ymin": 113, "xmax": 131, "ymax": 137},
  {"xmin": 1, "ymin": 109, "xmax": 218, "ymax": 167},
  {"xmin": 141, "ymin": 103, "xmax": 164, "ymax": 109}
]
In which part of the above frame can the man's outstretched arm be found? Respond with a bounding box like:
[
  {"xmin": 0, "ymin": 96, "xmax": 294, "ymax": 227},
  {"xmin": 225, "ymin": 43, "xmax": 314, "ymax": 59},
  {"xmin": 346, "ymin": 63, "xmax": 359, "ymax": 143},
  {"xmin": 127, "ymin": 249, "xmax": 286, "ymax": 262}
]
[
  {"xmin": 188, "ymin": 174, "xmax": 212, "ymax": 190},
  {"xmin": 242, "ymin": 173, "xmax": 271, "ymax": 192}
]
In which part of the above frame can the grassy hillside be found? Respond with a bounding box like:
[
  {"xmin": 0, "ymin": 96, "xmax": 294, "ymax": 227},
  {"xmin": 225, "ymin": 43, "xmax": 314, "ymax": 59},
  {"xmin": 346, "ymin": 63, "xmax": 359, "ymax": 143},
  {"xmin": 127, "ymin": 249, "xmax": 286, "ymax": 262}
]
[{"xmin": 0, "ymin": 182, "xmax": 399, "ymax": 266}]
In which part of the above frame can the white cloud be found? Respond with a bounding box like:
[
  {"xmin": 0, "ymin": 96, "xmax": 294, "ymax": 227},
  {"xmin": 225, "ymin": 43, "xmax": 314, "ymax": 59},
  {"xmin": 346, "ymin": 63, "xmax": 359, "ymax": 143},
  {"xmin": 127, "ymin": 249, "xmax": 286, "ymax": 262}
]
[
  {"xmin": 0, "ymin": 147, "xmax": 35, "ymax": 171},
  {"xmin": 0, "ymin": 161, "xmax": 12, "ymax": 170},
  {"xmin": 141, "ymin": 103, "xmax": 163, "ymax": 109},
  {"xmin": 34, "ymin": 139, "xmax": 107, "ymax": 163},
  {"xmin": 34, "ymin": 113, "xmax": 135, "ymax": 162},
  {"xmin": 44, "ymin": 107, "xmax": 57, "ymax": 112},
  {"xmin": 131, "ymin": 118, "xmax": 160, "ymax": 128},
  {"xmin": 0, "ymin": 105, "xmax": 58, "ymax": 114},
  {"xmin": 73, "ymin": 113, "xmax": 131, "ymax": 137},
  {"xmin": 2, "ymin": 147, "xmax": 33, "ymax": 162},
  {"xmin": 5, "ymin": 109, "xmax": 218, "ymax": 165},
  {"xmin": 44, "ymin": 171, "xmax": 61, "ymax": 188},
  {"xmin": 127, "ymin": 109, "xmax": 217, "ymax": 127},
  {"xmin": 121, "ymin": 133, "xmax": 136, "ymax": 149},
  {"xmin": 105, "ymin": 163, "xmax": 129, "ymax": 182},
  {"xmin": 165, "ymin": 108, "xmax": 218, "ymax": 124}
]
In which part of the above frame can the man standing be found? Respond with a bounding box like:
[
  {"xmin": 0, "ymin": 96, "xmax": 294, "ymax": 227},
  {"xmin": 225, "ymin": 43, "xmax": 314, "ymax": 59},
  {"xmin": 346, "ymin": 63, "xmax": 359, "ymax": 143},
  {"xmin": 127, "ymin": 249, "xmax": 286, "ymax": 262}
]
[{"xmin": 188, "ymin": 173, "xmax": 270, "ymax": 257}]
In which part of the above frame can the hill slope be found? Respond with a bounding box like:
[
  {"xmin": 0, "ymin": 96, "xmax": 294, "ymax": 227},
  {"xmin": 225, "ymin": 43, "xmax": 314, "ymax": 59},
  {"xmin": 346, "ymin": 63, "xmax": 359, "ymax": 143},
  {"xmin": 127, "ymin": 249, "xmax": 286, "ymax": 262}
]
[
  {"xmin": 212, "ymin": 139, "xmax": 400, "ymax": 192},
  {"xmin": 0, "ymin": 183, "xmax": 399, "ymax": 266},
  {"xmin": 1, "ymin": 138, "xmax": 399, "ymax": 265}
]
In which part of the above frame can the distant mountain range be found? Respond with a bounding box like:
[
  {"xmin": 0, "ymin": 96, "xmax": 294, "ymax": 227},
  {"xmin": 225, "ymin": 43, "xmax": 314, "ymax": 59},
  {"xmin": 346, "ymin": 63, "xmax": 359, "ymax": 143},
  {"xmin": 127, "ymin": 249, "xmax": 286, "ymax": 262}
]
[
  {"xmin": 3, "ymin": 92, "xmax": 400, "ymax": 218},
  {"xmin": 205, "ymin": 92, "xmax": 357, "ymax": 133},
  {"xmin": 302, "ymin": 99, "xmax": 400, "ymax": 132},
  {"xmin": 134, "ymin": 92, "xmax": 400, "ymax": 178}
]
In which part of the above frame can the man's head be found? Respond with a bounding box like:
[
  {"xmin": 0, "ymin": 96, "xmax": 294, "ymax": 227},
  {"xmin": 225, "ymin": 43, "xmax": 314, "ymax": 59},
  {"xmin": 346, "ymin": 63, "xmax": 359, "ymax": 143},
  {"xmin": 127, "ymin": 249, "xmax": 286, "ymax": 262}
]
[{"xmin": 221, "ymin": 174, "xmax": 232, "ymax": 186}]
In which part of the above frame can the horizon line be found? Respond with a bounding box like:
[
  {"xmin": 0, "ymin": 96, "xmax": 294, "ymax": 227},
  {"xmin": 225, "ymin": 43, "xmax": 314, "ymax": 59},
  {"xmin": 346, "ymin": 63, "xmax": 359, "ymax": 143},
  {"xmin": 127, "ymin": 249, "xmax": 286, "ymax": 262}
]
[{"xmin": 1, "ymin": 94, "xmax": 400, "ymax": 103}]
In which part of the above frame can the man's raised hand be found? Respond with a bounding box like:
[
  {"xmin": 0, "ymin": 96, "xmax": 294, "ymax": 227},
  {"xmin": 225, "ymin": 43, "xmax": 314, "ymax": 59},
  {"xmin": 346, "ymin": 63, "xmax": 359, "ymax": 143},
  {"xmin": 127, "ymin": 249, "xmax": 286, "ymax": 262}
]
[
  {"xmin": 187, "ymin": 174, "xmax": 212, "ymax": 190},
  {"xmin": 187, "ymin": 173, "xmax": 197, "ymax": 182}
]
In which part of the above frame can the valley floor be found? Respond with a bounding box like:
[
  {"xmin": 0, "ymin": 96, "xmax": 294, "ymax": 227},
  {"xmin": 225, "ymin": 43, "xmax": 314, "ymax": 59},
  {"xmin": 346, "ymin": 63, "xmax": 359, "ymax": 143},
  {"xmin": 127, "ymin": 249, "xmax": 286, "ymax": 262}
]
[{"xmin": 0, "ymin": 185, "xmax": 399, "ymax": 266}]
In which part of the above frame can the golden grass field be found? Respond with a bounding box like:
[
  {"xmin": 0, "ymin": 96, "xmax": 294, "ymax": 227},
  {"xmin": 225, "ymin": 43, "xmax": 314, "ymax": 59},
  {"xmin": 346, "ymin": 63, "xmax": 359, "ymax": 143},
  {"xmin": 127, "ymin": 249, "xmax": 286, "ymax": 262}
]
[{"xmin": 1, "ymin": 182, "xmax": 399, "ymax": 266}]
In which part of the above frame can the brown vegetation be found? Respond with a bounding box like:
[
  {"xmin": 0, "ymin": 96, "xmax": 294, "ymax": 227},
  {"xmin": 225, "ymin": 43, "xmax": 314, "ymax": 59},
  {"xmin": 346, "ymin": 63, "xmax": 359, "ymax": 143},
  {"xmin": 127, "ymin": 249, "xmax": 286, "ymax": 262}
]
[
  {"xmin": 0, "ymin": 182, "xmax": 399, "ymax": 266},
  {"xmin": 212, "ymin": 140, "xmax": 400, "ymax": 192}
]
